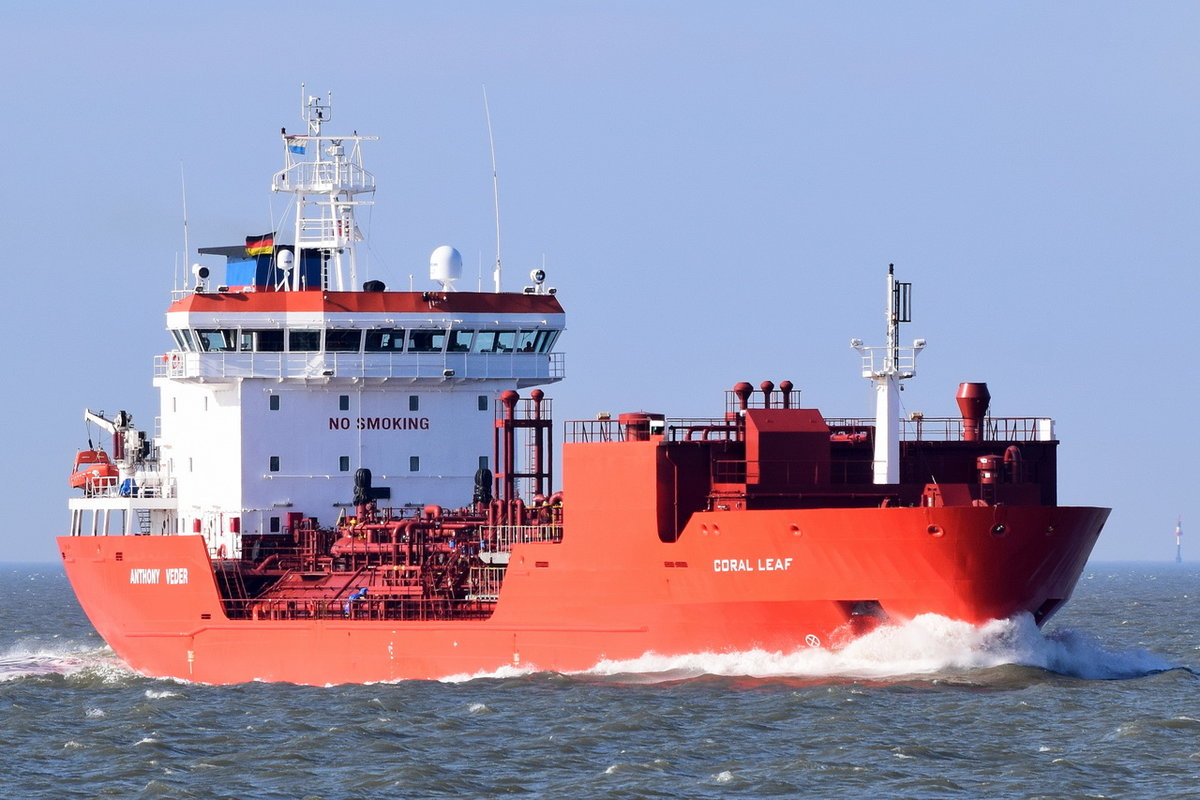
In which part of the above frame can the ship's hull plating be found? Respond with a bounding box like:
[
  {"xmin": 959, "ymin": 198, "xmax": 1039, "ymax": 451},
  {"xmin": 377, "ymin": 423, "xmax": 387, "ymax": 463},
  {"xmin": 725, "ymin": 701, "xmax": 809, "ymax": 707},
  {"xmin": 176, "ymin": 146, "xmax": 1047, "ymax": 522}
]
[{"xmin": 59, "ymin": 504, "xmax": 1107, "ymax": 684}]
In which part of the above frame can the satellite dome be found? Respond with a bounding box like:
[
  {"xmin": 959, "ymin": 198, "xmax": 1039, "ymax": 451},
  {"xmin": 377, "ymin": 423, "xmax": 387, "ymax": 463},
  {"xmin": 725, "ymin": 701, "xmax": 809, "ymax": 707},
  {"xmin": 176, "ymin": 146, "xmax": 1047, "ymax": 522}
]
[{"xmin": 429, "ymin": 245, "xmax": 463, "ymax": 287}]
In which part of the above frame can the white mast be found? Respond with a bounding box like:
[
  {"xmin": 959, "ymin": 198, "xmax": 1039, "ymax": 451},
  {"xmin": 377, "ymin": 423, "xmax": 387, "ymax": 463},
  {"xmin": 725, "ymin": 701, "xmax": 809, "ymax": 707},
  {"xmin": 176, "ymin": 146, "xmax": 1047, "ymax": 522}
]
[
  {"xmin": 271, "ymin": 88, "xmax": 378, "ymax": 291},
  {"xmin": 1176, "ymin": 516, "xmax": 1183, "ymax": 563},
  {"xmin": 483, "ymin": 86, "xmax": 502, "ymax": 293},
  {"xmin": 851, "ymin": 265, "xmax": 926, "ymax": 485}
]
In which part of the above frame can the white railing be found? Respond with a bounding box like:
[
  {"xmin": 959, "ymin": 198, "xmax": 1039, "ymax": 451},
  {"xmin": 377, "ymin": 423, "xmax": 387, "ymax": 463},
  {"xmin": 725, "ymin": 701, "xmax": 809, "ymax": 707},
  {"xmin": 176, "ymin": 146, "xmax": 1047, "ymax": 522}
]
[
  {"xmin": 823, "ymin": 416, "xmax": 1055, "ymax": 443},
  {"xmin": 484, "ymin": 524, "xmax": 563, "ymax": 551},
  {"xmin": 155, "ymin": 351, "xmax": 565, "ymax": 382},
  {"xmin": 856, "ymin": 345, "xmax": 921, "ymax": 378},
  {"xmin": 272, "ymin": 160, "xmax": 375, "ymax": 195},
  {"xmin": 78, "ymin": 475, "xmax": 176, "ymax": 499}
]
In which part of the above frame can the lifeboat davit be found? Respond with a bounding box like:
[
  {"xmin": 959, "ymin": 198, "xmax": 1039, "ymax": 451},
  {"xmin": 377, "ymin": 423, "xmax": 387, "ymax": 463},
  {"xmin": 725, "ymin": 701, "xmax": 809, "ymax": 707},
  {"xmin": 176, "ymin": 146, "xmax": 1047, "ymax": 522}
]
[{"xmin": 69, "ymin": 450, "xmax": 118, "ymax": 495}]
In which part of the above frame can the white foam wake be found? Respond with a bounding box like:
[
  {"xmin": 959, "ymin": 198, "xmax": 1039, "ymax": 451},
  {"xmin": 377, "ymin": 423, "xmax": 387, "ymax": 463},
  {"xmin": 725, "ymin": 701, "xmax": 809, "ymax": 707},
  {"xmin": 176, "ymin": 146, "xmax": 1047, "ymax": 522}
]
[
  {"xmin": 581, "ymin": 614, "xmax": 1173, "ymax": 682},
  {"xmin": 0, "ymin": 643, "xmax": 133, "ymax": 683},
  {"xmin": 442, "ymin": 614, "xmax": 1173, "ymax": 684}
]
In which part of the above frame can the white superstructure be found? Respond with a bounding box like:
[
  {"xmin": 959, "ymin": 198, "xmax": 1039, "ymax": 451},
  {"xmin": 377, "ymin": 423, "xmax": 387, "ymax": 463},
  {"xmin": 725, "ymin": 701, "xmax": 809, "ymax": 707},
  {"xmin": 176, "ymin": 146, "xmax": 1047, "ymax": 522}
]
[{"xmin": 69, "ymin": 92, "xmax": 566, "ymax": 558}]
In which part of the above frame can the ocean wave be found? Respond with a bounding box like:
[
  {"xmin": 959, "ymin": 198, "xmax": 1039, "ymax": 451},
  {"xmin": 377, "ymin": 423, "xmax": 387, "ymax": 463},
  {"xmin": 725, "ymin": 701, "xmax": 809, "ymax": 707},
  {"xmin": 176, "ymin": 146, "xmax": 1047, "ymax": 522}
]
[{"xmin": 0, "ymin": 642, "xmax": 135, "ymax": 684}]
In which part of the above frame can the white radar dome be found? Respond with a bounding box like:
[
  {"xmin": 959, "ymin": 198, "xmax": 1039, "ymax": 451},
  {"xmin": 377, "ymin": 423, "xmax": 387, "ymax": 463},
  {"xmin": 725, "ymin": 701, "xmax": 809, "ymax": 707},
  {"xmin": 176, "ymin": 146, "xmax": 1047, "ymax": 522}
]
[{"xmin": 429, "ymin": 245, "xmax": 463, "ymax": 288}]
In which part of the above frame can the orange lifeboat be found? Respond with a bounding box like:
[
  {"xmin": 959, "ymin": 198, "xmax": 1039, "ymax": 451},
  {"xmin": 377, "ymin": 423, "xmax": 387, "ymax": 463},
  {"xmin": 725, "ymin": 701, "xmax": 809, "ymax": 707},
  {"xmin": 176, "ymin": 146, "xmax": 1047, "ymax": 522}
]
[{"xmin": 70, "ymin": 450, "xmax": 118, "ymax": 495}]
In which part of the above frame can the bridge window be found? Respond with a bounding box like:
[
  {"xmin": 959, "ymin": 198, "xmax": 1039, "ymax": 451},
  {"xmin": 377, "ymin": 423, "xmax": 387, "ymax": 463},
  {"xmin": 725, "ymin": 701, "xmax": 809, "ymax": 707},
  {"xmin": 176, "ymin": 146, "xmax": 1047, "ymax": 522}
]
[
  {"xmin": 407, "ymin": 329, "xmax": 447, "ymax": 353},
  {"xmin": 364, "ymin": 329, "xmax": 405, "ymax": 352},
  {"xmin": 171, "ymin": 329, "xmax": 194, "ymax": 351},
  {"xmin": 534, "ymin": 330, "xmax": 560, "ymax": 352},
  {"xmin": 242, "ymin": 330, "xmax": 284, "ymax": 352},
  {"xmin": 196, "ymin": 329, "xmax": 237, "ymax": 352},
  {"xmin": 448, "ymin": 330, "xmax": 474, "ymax": 352},
  {"xmin": 326, "ymin": 329, "xmax": 362, "ymax": 353},
  {"xmin": 289, "ymin": 330, "xmax": 321, "ymax": 352},
  {"xmin": 515, "ymin": 331, "xmax": 538, "ymax": 352},
  {"xmin": 472, "ymin": 330, "xmax": 516, "ymax": 353}
]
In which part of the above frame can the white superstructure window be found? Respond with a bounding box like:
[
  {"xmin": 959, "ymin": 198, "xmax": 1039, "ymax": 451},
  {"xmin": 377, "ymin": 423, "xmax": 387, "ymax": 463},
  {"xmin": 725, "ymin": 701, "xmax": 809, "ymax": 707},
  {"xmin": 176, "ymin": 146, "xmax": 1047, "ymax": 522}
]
[
  {"xmin": 196, "ymin": 329, "xmax": 237, "ymax": 351},
  {"xmin": 242, "ymin": 330, "xmax": 284, "ymax": 351},
  {"xmin": 408, "ymin": 329, "xmax": 447, "ymax": 352},
  {"xmin": 326, "ymin": 330, "xmax": 362, "ymax": 353},
  {"xmin": 472, "ymin": 330, "xmax": 516, "ymax": 353},
  {"xmin": 288, "ymin": 330, "xmax": 321, "ymax": 352},
  {"xmin": 364, "ymin": 329, "xmax": 405, "ymax": 352}
]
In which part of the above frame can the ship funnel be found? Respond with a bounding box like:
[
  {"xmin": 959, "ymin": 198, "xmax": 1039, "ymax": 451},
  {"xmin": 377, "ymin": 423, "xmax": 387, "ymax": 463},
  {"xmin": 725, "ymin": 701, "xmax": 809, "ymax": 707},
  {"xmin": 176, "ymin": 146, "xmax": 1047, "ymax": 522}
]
[{"xmin": 956, "ymin": 382, "xmax": 991, "ymax": 442}]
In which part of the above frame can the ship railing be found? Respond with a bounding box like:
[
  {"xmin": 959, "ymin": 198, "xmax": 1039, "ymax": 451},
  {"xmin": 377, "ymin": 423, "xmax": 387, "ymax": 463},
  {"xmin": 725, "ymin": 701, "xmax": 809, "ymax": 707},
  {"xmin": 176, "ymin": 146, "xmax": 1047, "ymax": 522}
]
[
  {"xmin": 855, "ymin": 345, "xmax": 922, "ymax": 378},
  {"xmin": 272, "ymin": 159, "xmax": 376, "ymax": 196},
  {"xmin": 824, "ymin": 416, "xmax": 1055, "ymax": 442},
  {"xmin": 566, "ymin": 414, "xmax": 1054, "ymax": 444},
  {"xmin": 666, "ymin": 418, "xmax": 740, "ymax": 442},
  {"xmin": 567, "ymin": 417, "xmax": 736, "ymax": 443},
  {"xmin": 81, "ymin": 476, "xmax": 176, "ymax": 499},
  {"xmin": 564, "ymin": 419, "xmax": 623, "ymax": 442},
  {"xmin": 469, "ymin": 565, "xmax": 507, "ymax": 601},
  {"xmin": 712, "ymin": 458, "xmax": 862, "ymax": 486},
  {"xmin": 222, "ymin": 596, "xmax": 495, "ymax": 622},
  {"xmin": 154, "ymin": 351, "xmax": 565, "ymax": 382},
  {"xmin": 483, "ymin": 524, "xmax": 563, "ymax": 551}
]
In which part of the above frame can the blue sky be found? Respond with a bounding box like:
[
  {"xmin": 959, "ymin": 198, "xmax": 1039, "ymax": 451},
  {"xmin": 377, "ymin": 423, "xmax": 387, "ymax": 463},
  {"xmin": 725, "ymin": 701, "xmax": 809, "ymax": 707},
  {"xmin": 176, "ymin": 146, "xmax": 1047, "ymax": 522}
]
[{"xmin": 3, "ymin": 1, "xmax": 1196, "ymax": 562}]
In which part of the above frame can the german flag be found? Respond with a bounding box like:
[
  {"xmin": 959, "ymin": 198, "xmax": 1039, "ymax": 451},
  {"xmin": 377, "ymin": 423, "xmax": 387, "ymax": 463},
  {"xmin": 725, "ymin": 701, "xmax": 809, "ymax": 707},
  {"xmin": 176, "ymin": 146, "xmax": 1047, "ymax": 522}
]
[{"xmin": 245, "ymin": 233, "xmax": 274, "ymax": 257}]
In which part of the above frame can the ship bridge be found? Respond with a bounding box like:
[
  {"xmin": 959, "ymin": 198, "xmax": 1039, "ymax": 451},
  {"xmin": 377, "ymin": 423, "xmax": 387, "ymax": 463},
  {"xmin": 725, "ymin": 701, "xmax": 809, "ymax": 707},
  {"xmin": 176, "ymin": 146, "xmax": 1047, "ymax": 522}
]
[{"xmin": 157, "ymin": 289, "xmax": 565, "ymax": 387}]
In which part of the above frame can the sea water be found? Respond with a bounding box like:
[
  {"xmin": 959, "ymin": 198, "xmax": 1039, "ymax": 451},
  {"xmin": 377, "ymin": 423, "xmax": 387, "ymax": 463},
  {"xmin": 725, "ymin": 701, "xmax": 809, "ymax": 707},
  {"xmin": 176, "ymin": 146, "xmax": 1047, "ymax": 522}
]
[{"xmin": 1, "ymin": 563, "xmax": 1196, "ymax": 799}]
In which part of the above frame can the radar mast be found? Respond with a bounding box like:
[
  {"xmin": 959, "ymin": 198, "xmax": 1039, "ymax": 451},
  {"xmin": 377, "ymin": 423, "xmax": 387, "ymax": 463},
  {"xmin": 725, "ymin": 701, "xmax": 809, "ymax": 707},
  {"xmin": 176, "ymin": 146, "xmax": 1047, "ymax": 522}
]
[
  {"xmin": 272, "ymin": 88, "xmax": 378, "ymax": 291},
  {"xmin": 851, "ymin": 265, "xmax": 926, "ymax": 484}
]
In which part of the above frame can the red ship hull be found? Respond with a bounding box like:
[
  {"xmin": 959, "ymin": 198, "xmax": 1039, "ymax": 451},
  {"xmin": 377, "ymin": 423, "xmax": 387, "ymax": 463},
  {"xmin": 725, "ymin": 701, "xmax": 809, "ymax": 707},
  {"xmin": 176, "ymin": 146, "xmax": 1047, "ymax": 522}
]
[{"xmin": 58, "ymin": 503, "xmax": 1106, "ymax": 685}]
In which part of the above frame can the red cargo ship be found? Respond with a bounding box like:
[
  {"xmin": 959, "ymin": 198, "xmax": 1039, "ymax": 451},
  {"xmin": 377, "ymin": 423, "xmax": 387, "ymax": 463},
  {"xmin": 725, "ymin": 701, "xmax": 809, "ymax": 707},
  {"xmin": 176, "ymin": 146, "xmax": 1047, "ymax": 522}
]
[{"xmin": 60, "ymin": 93, "xmax": 1107, "ymax": 684}]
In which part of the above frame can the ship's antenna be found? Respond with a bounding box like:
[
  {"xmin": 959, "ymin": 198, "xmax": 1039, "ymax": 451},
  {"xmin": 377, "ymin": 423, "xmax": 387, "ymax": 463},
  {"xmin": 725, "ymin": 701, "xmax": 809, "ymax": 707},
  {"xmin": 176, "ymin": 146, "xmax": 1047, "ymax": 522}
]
[
  {"xmin": 851, "ymin": 264, "xmax": 926, "ymax": 485},
  {"xmin": 483, "ymin": 85, "xmax": 502, "ymax": 293},
  {"xmin": 180, "ymin": 162, "xmax": 190, "ymax": 290}
]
